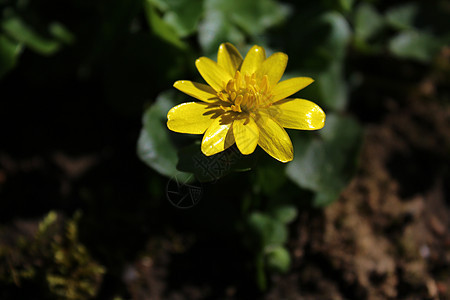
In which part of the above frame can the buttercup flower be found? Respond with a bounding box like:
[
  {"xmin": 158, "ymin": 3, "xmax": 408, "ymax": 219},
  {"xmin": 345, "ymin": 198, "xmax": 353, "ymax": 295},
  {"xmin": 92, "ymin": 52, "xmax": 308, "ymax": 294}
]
[{"xmin": 167, "ymin": 43, "xmax": 325, "ymax": 162}]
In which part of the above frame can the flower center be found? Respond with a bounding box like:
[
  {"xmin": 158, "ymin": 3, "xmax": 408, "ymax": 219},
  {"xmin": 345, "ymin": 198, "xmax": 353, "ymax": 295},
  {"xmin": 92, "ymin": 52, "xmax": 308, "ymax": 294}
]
[{"xmin": 217, "ymin": 71, "xmax": 273, "ymax": 113}]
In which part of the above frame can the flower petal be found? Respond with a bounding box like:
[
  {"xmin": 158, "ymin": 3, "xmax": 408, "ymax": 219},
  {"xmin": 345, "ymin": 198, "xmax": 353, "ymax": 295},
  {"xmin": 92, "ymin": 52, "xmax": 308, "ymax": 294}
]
[
  {"xmin": 167, "ymin": 102, "xmax": 220, "ymax": 134},
  {"xmin": 201, "ymin": 114, "xmax": 235, "ymax": 156},
  {"xmin": 256, "ymin": 52, "xmax": 288, "ymax": 87},
  {"xmin": 240, "ymin": 45, "xmax": 266, "ymax": 76},
  {"xmin": 254, "ymin": 112, "xmax": 293, "ymax": 162},
  {"xmin": 271, "ymin": 77, "xmax": 314, "ymax": 102},
  {"xmin": 218, "ymin": 43, "xmax": 243, "ymax": 77},
  {"xmin": 196, "ymin": 57, "xmax": 232, "ymax": 92},
  {"xmin": 173, "ymin": 80, "xmax": 219, "ymax": 103},
  {"xmin": 268, "ymin": 98, "xmax": 325, "ymax": 130},
  {"xmin": 233, "ymin": 116, "xmax": 259, "ymax": 155}
]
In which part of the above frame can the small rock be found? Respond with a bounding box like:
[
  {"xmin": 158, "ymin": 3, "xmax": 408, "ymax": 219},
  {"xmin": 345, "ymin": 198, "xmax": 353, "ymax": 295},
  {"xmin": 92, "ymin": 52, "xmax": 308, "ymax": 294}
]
[{"xmin": 428, "ymin": 215, "xmax": 446, "ymax": 236}]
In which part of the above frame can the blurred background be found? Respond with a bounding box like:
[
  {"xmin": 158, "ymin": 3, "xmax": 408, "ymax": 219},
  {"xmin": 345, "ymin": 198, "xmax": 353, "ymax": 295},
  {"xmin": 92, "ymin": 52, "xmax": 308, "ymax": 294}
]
[{"xmin": 0, "ymin": 0, "xmax": 449, "ymax": 299}]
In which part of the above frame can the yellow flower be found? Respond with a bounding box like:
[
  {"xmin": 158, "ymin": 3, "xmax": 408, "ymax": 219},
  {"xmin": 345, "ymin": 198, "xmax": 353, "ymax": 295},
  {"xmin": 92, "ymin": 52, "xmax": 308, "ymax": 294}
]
[{"xmin": 167, "ymin": 43, "xmax": 325, "ymax": 162}]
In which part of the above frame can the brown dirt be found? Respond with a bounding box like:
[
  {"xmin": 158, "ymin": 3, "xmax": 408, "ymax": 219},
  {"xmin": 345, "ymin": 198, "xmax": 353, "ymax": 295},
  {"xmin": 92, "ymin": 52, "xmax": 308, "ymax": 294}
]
[{"xmin": 267, "ymin": 95, "xmax": 450, "ymax": 299}]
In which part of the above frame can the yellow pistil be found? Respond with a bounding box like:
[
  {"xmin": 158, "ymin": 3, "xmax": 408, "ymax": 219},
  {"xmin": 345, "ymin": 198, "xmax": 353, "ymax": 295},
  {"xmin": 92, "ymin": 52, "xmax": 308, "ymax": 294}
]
[{"xmin": 218, "ymin": 71, "xmax": 273, "ymax": 113}]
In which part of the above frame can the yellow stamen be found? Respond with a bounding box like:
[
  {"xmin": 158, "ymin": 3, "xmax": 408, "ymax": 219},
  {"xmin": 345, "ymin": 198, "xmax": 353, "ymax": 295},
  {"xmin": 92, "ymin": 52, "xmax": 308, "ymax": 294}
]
[
  {"xmin": 219, "ymin": 70, "xmax": 273, "ymax": 113},
  {"xmin": 235, "ymin": 95, "xmax": 243, "ymax": 106}
]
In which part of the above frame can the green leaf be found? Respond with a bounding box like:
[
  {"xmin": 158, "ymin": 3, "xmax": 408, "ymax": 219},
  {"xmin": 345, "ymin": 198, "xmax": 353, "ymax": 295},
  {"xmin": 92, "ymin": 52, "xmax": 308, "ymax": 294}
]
[
  {"xmin": 319, "ymin": 112, "xmax": 362, "ymax": 146},
  {"xmin": 385, "ymin": 3, "xmax": 418, "ymax": 31},
  {"xmin": 137, "ymin": 91, "xmax": 192, "ymax": 182},
  {"xmin": 255, "ymin": 252, "xmax": 267, "ymax": 291},
  {"xmin": 354, "ymin": 3, "xmax": 384, "ymax": 42},
  {"xmin": 313, "ymin": 189, "xmax": 342, "ymax": 207},
  {"xmin": 320, "ymin": 12, "xmax": 352, "ymax": 61},
  {"xmin": 287, "ymin": 10, "xmax": 349, "ymax": 68},
  {"xmin": 228, "ymin": 0, "xmax": 289, "ymax": 36},
  {"xmin": 49, "ymin": 22, "xmax": 75, "ymax": 45},
  {"xmin": 322, "ymin": 0, "xmax": 355, "ymax": 13},
  {"xmin": 283, "ymin": 11, "xmax": 351, "ymax": 110},
  {"xmin": 389, "ymin": 30, "xmax": 441, "ymax": 63},
  {"xmin": 2, "ymin": 17, "xmax": 60, "ymax": 55},
  {"xmin": 143, "ymin": 0, "xmax": 187, "ymax": 49},
  {"xmin": 316, "ymin": 60, "xmax": 348, "ymax": 111},
  {"xmin": 198, "ymin": 1, "xmax": 244, "ymax": 55},
  {"xmin": 312, "ymin": 12, "xmax": 351, "ymax": 111},
  {"xmin": 253, "ymin": 160, "xmax": 286, "ymax": 195},
  {"xmin": 0, "ymin": 34, "xmax": 22, "ymax": 78},
  {"xmin": 286, "ymin": 114, "xmax": 363, "ymax": 206},
  {"xmin": 147, "ymin": 0, "xmax": 170, "ymax": 10},
  {"xmin": 162, "ymin": 0, "xmax": 204, "ymax": 37},
  {"xmin": 270, "ymin": 205, "xmax": 297, "ymax": 224},
  {"xmin": 248, "ymin": 212, "xmax": 288, "ymax": 247},
  {"xmin": 266, "ymin": 246, "xmax": 291, "ymax": 273},
  {"xmin": 198, "ymin": 0, "xmax": 288, "ymax": 54},
  {"xmin": 339, "ymin": 0, "xmax": 355, "ymax": 13}
]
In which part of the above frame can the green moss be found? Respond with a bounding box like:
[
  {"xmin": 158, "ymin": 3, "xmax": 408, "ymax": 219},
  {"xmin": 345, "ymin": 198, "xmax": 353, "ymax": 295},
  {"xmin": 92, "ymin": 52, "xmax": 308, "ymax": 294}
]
[{"xmin": 0, "ymin": 211, "xmax": 105, "ymax": 299}]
